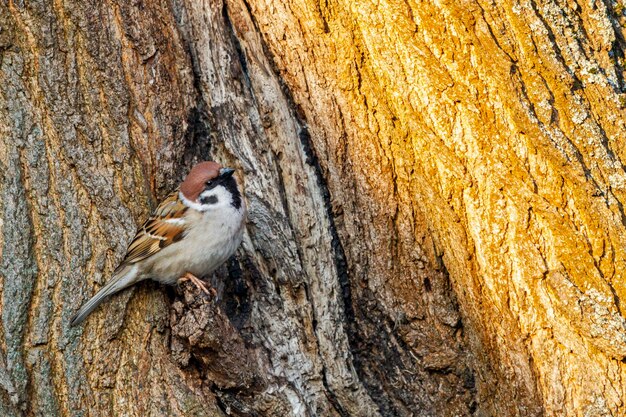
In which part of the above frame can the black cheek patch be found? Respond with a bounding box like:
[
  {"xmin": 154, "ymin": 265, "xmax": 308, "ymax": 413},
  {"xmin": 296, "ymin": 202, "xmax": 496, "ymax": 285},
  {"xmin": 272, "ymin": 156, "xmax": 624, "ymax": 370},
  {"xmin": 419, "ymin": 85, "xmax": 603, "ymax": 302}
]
[{"xmin": 200, "ymin": 195, "xmax": 218, "ymax": 205}]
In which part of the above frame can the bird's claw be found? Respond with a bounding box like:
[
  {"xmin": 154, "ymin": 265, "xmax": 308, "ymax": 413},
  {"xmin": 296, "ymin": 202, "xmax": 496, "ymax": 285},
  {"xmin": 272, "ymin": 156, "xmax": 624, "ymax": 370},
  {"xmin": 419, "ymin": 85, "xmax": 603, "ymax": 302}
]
[{"xmin": 178, "ymin": 272, "xmax": 215, "ymax": 297}]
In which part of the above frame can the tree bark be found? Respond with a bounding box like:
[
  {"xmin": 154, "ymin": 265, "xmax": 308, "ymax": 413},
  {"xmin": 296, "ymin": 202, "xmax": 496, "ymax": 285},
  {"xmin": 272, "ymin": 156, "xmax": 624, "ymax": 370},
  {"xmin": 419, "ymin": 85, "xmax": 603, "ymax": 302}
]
[{"xmin": 1, "ymin": 0, "xmax": 625, "ymax": 416}]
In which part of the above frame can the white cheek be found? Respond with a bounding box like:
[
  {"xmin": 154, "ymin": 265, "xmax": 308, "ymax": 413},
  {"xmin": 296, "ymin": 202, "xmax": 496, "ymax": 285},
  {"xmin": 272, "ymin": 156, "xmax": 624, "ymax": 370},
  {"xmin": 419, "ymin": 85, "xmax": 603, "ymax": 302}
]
[
  {"xmin": 188, "ymin": 187, "xmax": 233, "ymax": 211},
  {"xmin": 198, "ymin": 189, "xmax": 217, "ymax": 200},
  {"xmin": 179, "ymin": 192, "xmax": 209, "ymax": 211}
]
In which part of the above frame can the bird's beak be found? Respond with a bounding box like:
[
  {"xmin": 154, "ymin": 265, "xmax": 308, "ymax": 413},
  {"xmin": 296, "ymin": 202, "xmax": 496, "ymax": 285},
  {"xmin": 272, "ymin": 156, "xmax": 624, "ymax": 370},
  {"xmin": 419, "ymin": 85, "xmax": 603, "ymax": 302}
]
[{"xmin": 219, "ymin": 167, "xmax": 235, "ymax": 178}]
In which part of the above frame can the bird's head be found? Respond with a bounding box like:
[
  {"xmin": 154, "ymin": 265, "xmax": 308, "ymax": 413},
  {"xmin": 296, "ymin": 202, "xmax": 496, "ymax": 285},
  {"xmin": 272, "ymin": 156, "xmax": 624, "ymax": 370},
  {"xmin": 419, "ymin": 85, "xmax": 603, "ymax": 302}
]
[{"xmin": 180, "ymin": 161, "xmax": 242, "ymax": 211}]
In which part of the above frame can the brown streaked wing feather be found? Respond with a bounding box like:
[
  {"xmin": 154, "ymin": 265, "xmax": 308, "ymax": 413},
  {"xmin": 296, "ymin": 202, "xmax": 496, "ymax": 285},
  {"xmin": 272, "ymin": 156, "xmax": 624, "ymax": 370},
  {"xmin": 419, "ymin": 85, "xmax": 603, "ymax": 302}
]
[{"xmin": 120, "ymin": 192, "xmax": 188, "ymax": 266}]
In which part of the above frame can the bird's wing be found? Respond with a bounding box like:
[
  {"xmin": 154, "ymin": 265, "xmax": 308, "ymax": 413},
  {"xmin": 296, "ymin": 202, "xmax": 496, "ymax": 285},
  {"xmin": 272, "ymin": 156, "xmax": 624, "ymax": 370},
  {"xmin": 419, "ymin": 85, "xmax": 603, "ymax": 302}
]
[{"xmin": 118, "ymin": 191, "xmax": 189, "ymax": 267}]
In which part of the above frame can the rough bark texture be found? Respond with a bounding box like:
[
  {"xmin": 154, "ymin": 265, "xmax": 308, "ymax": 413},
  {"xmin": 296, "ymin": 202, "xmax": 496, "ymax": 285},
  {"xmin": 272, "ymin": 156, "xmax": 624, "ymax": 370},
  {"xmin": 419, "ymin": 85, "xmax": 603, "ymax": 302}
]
[{"xmin": 1, "ymin": 0, "xmax": 625, "ymax": 416}]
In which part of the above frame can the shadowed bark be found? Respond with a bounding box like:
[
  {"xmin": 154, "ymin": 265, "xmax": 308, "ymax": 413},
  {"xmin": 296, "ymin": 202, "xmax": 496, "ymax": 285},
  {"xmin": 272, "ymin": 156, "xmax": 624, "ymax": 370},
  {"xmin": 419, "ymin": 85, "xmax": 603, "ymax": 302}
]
[{"xmin": 1, "ymin": 0, "xmax": 625, "ymax": 416}]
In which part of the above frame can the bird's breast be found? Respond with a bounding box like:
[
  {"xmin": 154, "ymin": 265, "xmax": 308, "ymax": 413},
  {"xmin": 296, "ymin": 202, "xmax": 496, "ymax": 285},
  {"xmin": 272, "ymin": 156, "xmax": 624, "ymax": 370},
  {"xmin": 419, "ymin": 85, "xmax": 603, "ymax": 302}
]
[{"xmin": 147, "ymin": 205, "xmax": 245, "ymax": 283}]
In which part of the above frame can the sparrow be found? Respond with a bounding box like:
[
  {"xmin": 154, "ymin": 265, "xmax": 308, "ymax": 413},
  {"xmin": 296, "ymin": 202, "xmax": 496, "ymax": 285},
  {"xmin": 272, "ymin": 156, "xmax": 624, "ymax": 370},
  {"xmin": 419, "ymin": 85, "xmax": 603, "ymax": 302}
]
[{"xmin": 70, "ymin": 161, "xmax": 246, "ymax": 326}]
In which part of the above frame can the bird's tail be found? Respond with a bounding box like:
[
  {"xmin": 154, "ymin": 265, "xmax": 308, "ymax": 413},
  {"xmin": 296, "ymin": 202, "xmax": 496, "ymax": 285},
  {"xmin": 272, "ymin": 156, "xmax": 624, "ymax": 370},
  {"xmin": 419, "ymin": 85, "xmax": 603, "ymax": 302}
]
[{"xmin": 70, "ymin": 266, "xmax": 138, "ymax": 327}]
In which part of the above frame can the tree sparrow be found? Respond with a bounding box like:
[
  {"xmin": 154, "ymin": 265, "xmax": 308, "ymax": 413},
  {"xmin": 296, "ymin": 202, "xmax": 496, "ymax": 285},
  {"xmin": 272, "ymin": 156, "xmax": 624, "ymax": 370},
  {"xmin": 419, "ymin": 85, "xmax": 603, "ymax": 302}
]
[{"xmin": 70, "ymin": 161, "xmax": 246, "ymax": 326}]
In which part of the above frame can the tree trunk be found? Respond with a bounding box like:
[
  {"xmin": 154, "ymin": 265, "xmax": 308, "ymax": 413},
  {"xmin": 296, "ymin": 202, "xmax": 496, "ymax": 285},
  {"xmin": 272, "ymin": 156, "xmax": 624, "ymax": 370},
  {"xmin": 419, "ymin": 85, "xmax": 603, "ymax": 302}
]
[{"xmin": 1, "ymin": 0, "xmax": 625, "ymax": 415}]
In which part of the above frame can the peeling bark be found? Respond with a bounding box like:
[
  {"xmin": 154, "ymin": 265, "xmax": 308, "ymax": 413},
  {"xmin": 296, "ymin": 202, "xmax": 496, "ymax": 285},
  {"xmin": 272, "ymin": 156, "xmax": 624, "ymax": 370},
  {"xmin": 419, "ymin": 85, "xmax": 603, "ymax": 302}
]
[{"xmin": 1, "ymin": 0, "xmax": 626, "ymax": 416}]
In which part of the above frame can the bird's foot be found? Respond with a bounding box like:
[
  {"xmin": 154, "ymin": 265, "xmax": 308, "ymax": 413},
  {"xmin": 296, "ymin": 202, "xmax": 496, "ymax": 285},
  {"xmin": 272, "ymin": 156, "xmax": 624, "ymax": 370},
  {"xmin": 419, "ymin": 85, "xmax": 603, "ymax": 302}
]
[{"xmin": 178, "ymin": 272, "xmax": 215, "ymax": 296}]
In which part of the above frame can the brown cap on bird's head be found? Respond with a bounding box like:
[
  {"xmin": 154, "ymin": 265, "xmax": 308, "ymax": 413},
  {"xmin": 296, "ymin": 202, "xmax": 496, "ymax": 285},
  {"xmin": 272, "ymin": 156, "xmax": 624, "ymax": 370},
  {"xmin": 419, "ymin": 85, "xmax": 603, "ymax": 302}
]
[{"xmin": 180, "ymin": 161, "xmax": 222, "ymax": 201}]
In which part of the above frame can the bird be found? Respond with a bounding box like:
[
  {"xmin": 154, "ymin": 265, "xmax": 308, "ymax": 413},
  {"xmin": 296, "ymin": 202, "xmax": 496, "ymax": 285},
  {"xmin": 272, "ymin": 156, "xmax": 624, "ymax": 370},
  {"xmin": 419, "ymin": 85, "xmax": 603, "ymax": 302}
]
[{"xmin": 70, "ymin": 161, "xmax": 246, "ymax": 326}]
